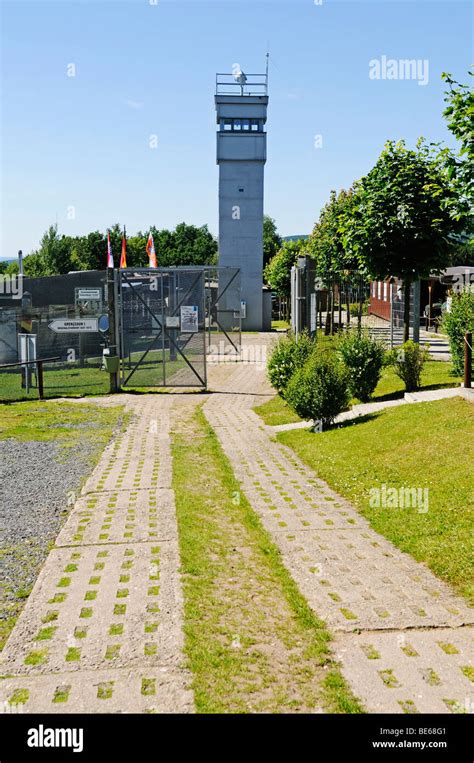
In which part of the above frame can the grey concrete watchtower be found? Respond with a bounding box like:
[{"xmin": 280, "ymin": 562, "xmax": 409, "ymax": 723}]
[{"xmin": 215, "ymin": 69, "xmax": 268, "ymax": 330}]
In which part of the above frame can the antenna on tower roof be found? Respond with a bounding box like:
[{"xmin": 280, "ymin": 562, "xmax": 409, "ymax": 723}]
[{"xmin": 265, "ymin": 47, "xmax": 269, "ymax": 91}]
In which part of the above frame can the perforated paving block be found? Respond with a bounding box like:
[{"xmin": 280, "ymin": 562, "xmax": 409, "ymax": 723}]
[
  {"xmin": 0, "ymin": 541, "xmax": 185, "ymax": 675},
  {"xmin": 83, "ymin": 457, "xmax": 161, "ymax": 493},
  {"xmin": 273, "ymin": 528, "xmax": 474, "ymax": 632},
  {"xmin": 55, "ymin": 489, "xmax": 177, "ymax": 546},
  {"xmin": 251, "ymin": 490, "xmax": 367, "ymax": 532},
  {"xmin": 335, "ymin": 627, "xmax": 474, "ymax": 714},
  {"xmin": 0, "ymin": 667, "xmax": 194, "ymax": 713},
  {"xmin": 81, "ymin": 401, "xmax": 173, "ymax": 494}
]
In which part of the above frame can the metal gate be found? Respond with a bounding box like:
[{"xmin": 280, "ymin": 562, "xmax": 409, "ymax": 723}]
[
  {"xmin": 117, "ymin": 267, "xmax": 240, "ymax": 388},
  {"xmin": 388, "ymin": 281, "xmax": 420, "ymax": 346}
]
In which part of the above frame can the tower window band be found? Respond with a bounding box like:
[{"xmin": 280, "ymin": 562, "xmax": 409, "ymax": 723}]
[{"xmin": 220, "ymin": 118, "xmax": 263, "ymax": 132}]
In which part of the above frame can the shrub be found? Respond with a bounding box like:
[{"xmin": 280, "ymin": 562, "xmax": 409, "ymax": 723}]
[
  {"xmin": 337, "ymin": 329, "xmax": 385, "ymax": 402},
  {"xmin": 349, "ymin": 300, "xmax": 369, "ymax": 318},
  {"xmin": 387, "ymin": 340, "xmax": 430, "ymax": 392},
  {"xmin": 267, "ymin": 331, "xmax": 314, "ymax": 397},
  {"xmin": 442, "ymin": 291, "xmax": 474, "ymax": 375},
  {"xmin": 285, "ymin": 351, "xmax": 350, "ymax": 428}
]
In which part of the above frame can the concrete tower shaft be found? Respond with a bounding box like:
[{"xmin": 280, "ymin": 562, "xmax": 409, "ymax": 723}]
[{"xmin": 215, "ymin": 72, "xmax": 268, "ymax": 330}]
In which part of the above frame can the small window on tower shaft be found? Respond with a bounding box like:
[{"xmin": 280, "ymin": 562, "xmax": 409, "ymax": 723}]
[{"xmin": 238, "ymin": 188, "xmax": 244, "ymax": 193}]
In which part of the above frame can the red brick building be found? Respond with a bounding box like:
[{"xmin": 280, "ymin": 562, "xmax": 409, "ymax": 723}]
[{"xmin": 368, "ymin": 278, "xmax": 399, "ymax": 321}]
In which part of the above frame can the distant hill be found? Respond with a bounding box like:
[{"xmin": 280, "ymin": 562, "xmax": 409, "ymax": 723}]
[{"xmin": 282, "ymin": 235, "xmax": 309, "ymax": 242}]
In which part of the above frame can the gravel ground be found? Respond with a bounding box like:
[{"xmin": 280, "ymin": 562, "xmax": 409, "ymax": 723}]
[{"xmin": 0, "ymin": 438, "xmax": 97, "ymax": 623}]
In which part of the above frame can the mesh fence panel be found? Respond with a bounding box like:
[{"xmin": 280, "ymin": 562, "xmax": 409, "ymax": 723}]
[
  {"xmin": 119, "ymin": 268, "xmax": 207, "ymax": 388},
  {"xmin": 0, "ymin": 267, "xmax": 242, "ymax": 400},
  {"xmin": 205, "ymin": 267, "xmax": 241, "ymax": 355},
  {"xmin": 0, "ymin": 271, "xmax": 109, "ymax": 401}
]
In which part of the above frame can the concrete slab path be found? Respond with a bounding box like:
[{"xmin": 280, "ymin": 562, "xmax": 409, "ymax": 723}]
[{"xmin": 0, "ymin": 397, "xmax": 194, "ymax": 714}]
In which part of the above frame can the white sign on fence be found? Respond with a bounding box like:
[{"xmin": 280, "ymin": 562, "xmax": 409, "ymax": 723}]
[
  {"xmin": 76, "ymin": 288, "xmax": 102, "ymax": 301},
  {"xmin": 180, "ymin": 306, "xmax": 198, "ymax": 333},
  {"xmin": 48, "ymin": 318, "xmax": 98, "ymax": 333}
]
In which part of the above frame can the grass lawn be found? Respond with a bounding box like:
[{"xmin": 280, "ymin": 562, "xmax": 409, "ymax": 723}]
[
  {"xmin": 171, "ymin": 404, "xmax": 363, "ymax": 713},
  {"xmin": 0, "ymin": 400, "xmax": 128, "ymax": 650},
  {"xmin": 255, "ymin": 360, "xmax": 463, "ymax": 426},
  {"xmin": 271, "ymin": 320, "xmax": 290, "ymax": 330},
  {"xmin": 0, "ymin": 364, "xmax": 109, "ymax": 402},
  {"xmin": 0, "ymin": 400, "xmax": 127, "ymax": 447},
  {"xmin": 254, "ymin": 395, "xmax": 302, "ymax": 426},
  {"xmin": 373, "ymin": 360, "xmax": 462, "ymax": 402},
  {"xmin": 0, "ymin": 348, "xmax": 204, "ymax": 402},
  {"xmin": 278, "ymin": 397, "xmax": 474, "ymax": 602}
]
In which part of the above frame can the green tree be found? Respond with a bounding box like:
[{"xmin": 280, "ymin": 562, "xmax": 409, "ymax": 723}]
[
  {"xmin": 307, "ymin": 188, "xmax": 358, "ymax": 285},
  {"xmin": 5, "ymin": 261, "xmax": 20, "ymax": 275},
  {"xmin": 21, "ymin": 221, "xmax": 218, "ymax": 275},
  {"xmin": 263, "ymin": 215, "xmax": 282, "ymax": 267},
  {"xmin": 70, "ymin": 231, "xmax": 106, "ymax": 271},
  {"xmin": 307, "ymin": 188, "xmax": 361, "ymax": 332},
  {"xmin": 343, "ymin": 140, "xmax": 462, "ymax": 341},
  {"xmin": 126, "ymin": 234, "xmax": 148, "ymax": 267},
  {"xmin": 24, "ymin": 225, "xmax": 74, "ymax": 276},
  {"xmin": 264, "ymin": 239, "xmax": 305, "ymax": 299},
  {"xmin": 149, "ymin": 223, "xmax": 217, "ymax": 267},
  {"xmin": 172, "ymin": 222, "xmax": 217, "ymax": 266},
  {"xmin": 439, "ymin": 70, "xmax": 474, "ymax": 221},
  {"xmin": 446, "ymin": 233, "xmax": 474, "ymax": 267}
]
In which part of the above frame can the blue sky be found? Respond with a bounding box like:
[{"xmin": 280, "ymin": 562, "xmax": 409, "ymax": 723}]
[{"xmin": 1, "ymin": 0, "xmax": 472, "ymax": 258}]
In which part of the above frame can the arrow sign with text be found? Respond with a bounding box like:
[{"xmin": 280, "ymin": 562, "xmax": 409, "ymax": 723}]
[{"xmin": 48, "ymin": 318, "xmax": 99, "ymax": 333}]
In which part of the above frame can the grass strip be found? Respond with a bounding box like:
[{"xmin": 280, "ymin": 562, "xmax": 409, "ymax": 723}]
[{"xmin": 171, "ymin": 403, "xmax": 363, "ymax": 714}]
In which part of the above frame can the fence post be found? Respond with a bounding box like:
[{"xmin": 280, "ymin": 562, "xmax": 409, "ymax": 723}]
[
  {"xmin": 37, "ymin": 361, "xmax": 44, "ymax": 400},
  {"xmin": 464, "ymin": 332, "xmax": 472, "ymax": 389},
  {"xmin": 389, "ymin": 282, "xmax": 394, "ymax": 349},
  {"xmin": 107, "ymin": 267, "xmax": 118, "ymax": 394},
  {"xmin": 412, "ymin": 280, "xmax": 420, "ymax": 344}
]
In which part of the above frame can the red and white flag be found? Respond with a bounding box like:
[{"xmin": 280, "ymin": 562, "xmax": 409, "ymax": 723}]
[
  {"xmin": 146, "ymin": 232, "xmax": 157, "ymax": 268},
  {"xmin": 106, "ymin": 230, "xmax": 114, "ymax": 268}
]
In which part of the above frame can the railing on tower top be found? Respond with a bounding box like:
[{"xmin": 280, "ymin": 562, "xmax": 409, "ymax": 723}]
[{"xmin": 215, "ymin": 73, "xmax": 268, "ymax": 96}]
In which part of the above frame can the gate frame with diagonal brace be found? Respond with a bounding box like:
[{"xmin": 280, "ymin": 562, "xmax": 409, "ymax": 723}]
[{"xmin": 115, "ymin": 266, "xmax": 241, "ymax": 389}]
